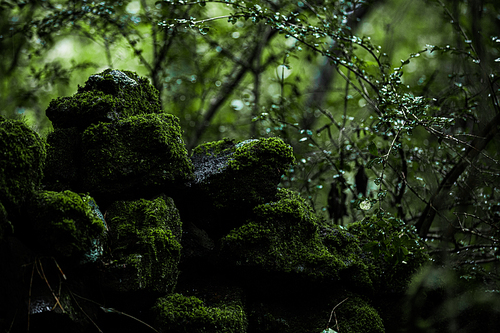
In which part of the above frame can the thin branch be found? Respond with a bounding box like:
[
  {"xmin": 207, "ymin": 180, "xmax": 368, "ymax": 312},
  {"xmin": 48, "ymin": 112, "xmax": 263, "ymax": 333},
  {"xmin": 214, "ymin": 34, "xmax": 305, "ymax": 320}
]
[{"xmin": 416, "ymin": 111, "xmax": 500, "ymax": 237}]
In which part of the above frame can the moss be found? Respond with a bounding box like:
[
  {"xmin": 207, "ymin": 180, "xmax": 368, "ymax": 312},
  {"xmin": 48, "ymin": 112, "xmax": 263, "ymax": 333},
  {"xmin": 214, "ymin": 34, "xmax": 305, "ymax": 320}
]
[
  {"xmin": 43, "ymin": 127, "xmax": 81, "ymax": 191},
  {"xmin": 336, "ymin": 295, "xmax": 385, "ymax": 333},
  {"xmin": 347, "ymin": 215, "xmax": 429, "ymax": 294},
  {"xmin": 25, "ymin": 190, "xmax": 106, "ymax": 258},
  {"xmin": 190, "ymin": 137, "xmax": 294, "ymax": 214},
  {"xmin": 0, "ymin": 116, "xmax": 46, "ymax": 217},
  {"xmin": 0, "ymin": 201, "xmax": 12, "ymax": 240},
  {"xmin": 81, "ymin": 113, "xmax": 194, "ymax": 196},
  {"xmin": 46, "ymin": 69, "xmax": 162, "ymax": 129},
  {"xmin": 152, "ymin": 293, "xmax": 248, "ymax": 333},
  {"xmin": 221, "ymin": 189, "xmax": 369, "ymax": 283},
  {"xmin": 192, "ymin": 137, "xmax": 235, "ymax": 157},
  {"xmin": 103, "ymin": 195, "xmax": 182, "ymax": 293}
]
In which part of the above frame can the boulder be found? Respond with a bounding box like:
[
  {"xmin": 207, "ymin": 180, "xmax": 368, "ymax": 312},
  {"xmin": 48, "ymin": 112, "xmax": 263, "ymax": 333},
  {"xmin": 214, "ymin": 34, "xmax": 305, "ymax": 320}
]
[
  {"xmin": 152, "ymin": 292, "xmax": 247, "ymax": 333},
  {"xmin": 23, "ymin": 190, "xmax": 106, "ymax": 260},
  {"xmin": 46, "ymin": 69, "xmax": 162, "ymax": 129},
  {"xmin": 81, "ymin": 113, "xmax": 193, "ymax": 199},
  {"xmin": 0, "ymin": 70, "xmax": 432, "ymax": 333},
  {"xmin": 101, "ymin": 195, "xmax": 182, "ymax": 295},
  {"xmin": 0, "ymin": 116, "xmax": 46, "ymax": 218},
  {"xmin": 182, "ymin": 137, "xmax": 294, "ymax": 238}
]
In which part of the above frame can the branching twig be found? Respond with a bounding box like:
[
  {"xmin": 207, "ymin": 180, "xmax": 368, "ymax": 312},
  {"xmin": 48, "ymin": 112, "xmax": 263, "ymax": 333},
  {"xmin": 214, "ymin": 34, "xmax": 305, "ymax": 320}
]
[{"xmin": 326, "ymin": 297, "xmax": 348, "ymax": 332}]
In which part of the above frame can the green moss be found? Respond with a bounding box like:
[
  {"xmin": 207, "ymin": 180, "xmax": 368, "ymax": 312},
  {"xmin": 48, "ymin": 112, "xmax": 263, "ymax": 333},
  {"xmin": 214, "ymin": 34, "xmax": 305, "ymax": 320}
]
[
  {"xmin": 0, "ymin": 116, "xmax": 47, "ymax": 217},
  {"xmin": 26, "ymin": 190, "xmax": 106, "ymax": 258},
  {"xmin": 191, "ymin": 137, "xmax": 294, "ymax": 212},
  {"xmin": 153, "ymin": 293, "xmax": 248, "ymax": 333},
  {"xmin": 192, "ymin": 137, "xmax": 235, "ymax": 157},
  {"xmin": 347, "ymin": 215, "xmax": 429, "ymax": 294},
  {"xmin": 0, "ymin": 201, "xmax": 12, "ymax": 240},
  {"xmin": 81, "ymin": 113, "xmax": 194, "ymax": 195},
  {"xmin": 43, "ymin": 127, "xmax": 81, "ymax": 191},
  {"xmin": 228, "ymin": 137, "xmax": 295, "ymax": 171},
  {"xmin": 336, "ymin": 296, "xmax": 385, "ymax": 333},
  {"xmin": 46, "ymin": 69, "xmax": 162, "ymax": 129},
  {"xmin": 221, "ymin": 189, "xmax": 365, "ymax": 282},
  {"xmin": 103, "ymin": 195, "xmax": 182, "ymax": 293}
]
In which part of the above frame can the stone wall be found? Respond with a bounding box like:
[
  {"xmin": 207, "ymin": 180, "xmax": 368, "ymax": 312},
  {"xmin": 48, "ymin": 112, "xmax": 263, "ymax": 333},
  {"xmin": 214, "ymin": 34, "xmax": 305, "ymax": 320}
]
[{"xmin": 0, "ymin": 69, "xmax": 427, "ymax": 333}]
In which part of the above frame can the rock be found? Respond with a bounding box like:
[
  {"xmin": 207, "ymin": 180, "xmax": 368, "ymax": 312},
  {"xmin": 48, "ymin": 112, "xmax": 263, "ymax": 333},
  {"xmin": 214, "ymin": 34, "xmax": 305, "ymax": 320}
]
[
  {"xmin": 46, "ymin": 69, "xmax": 162, "ymax": 129},
  {"xmin": 101, "ymin": 195, "xmax": 182, "ymax": 294},
  {"xmin": 183, "ymin": 137, "xmax": 294, "ymax": 238},
  {"xmin": 220, "ymin": 189, "xmax": 370, "ymax": 287},
  {"xmin": 152, "ymin": 292, "xmax": 247, "ymax": 332},
  {"xmin": 43, "ymin": 127, "xmax": 81, "ymax": 192},
  {"xmin": 23, "ymin": 190, "xmax": 106, "ymax": 260},
  {"xmin": 0, "ymin": 116, "xmax": 46, "ymax": 219},
  {"xmin": 81, "ymin": 113, "xmax": 193, "ymax": 199},
  {"xmin": 0, "ymin": 70, "xmax": 434, "ymax": 333}
]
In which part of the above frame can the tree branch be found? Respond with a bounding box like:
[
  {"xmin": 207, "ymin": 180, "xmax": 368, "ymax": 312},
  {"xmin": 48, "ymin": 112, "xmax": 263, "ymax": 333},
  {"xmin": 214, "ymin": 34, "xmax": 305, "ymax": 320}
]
[{"xmin": 415, "ymin": 111, "xmax": 500, "ymax": 237}]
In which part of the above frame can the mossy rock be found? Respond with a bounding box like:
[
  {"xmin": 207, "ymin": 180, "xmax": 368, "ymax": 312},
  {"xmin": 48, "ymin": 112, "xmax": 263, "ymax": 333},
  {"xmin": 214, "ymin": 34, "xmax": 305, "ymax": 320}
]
[
  {"xmin": 0, "ymin": 201, "xmax": 12, "ymax": 240},
  {"xmin": 186, "ymin": 138, "xmax": 294, "ymax": 235},
  {"xmin": 152, "ymin": 293, "xmax": 248, "ymax": 333},
  {"xmin": 221, "ymin": 189, "xmax": 371, "ymax": 289},
  {"xmin": 335, "ymin": 295, "xmax": 385, "ymax": 333},
  {"xmin": 24, "ymin": 190, "xmax": 106, "ymax": 259},
  {"xmin": 102, "ymin": 195, "xmax": 182, "ymax": 293},
  {"xmin": 43, "ymin": 127, "xmax": 81, "ymax": 192},
  {"xmin": 0, "ymin": 116, "xmax": 46, "ymax": 218},
  {"xmin": 81, "ymin": 113, "xmax": 193, "ymax": 198},
  {"xmin": 46, "ymin": 69, "xmax": 162, "ymax": 129},
  {"xmin": 246, "ymin": 292, "xmax": 383, "ymax": 333},
  {"xmin": 191, "ymin": 137, "xmax": 295, "ymax": 208}
]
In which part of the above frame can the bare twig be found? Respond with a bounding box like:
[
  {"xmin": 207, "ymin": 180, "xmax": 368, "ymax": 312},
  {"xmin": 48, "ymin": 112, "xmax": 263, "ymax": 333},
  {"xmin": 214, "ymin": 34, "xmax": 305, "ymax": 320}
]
[{"xmin": 326, "ymin": 297, "xmax": 348, "ymax": 331}]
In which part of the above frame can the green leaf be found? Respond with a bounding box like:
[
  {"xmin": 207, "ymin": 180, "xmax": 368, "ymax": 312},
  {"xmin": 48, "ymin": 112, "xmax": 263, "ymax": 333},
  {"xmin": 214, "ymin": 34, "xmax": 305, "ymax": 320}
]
[{"xmin": 368, "ymin": 142, "xmax": 378, "ymax": 156}]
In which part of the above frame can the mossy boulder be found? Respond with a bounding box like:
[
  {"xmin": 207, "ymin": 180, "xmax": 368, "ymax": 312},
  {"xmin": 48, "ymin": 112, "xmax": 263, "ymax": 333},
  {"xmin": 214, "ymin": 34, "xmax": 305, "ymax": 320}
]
[
  {"xmin": 220, "ymin": 188, "xmax": 372, "ymax": 289},
  {"xmin": 152, "ymin": 293, "xmax": 247, "ymax": 333},
  {"xmin": 191, "ymin": 137, "xmax": 294, "ymax": 208},
  {"xmin": 336, "ymin": 295, "xmax": 385, "ymax": 333},
  {"xmin": 102, "ymin": 195, "xmax": 182, "ymax": 294},
  {"xmin": 44, "ymin": 127, "xmax": 81, "ymax": 192},
  {"xmin": 46, "ymin": 69, "xmax": 162, "ymax": 129},
  {"xmin": 185, "ymin": 138, "xmax": 294, "ymax": 237},
  {"xmin": 0, "ymin": 116, "xmax": 46, "ymax": 218},
  {"xmin": 23, "ymin": 190, "xmax": 106, "ymax": 259},
  {"xmin": 81, "ymin": 113, "xmax": 193, "ymax": 198},
  {"xmin": 0, "ymin": 201, "xmax": 10, "ymax": 241}
]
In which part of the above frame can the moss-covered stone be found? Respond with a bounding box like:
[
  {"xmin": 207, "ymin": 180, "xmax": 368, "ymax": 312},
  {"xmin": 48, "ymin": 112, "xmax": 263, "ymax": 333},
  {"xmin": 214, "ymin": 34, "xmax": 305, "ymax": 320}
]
[
  {"xmin": 0, "ymin": 201, "xmax": 11, "ymax": 240},
  {"xmin": 81, "ymin": 113, "xmax": 193, "ymax": 197},
  {"xmin": 25, "ymin": 190, "xmax": 106, "ymax": 258},
  {"xmin": 152, "ymin": 293, "xmax": 247, "ymax": 333},
  {"xmin": 186, "ymin": 138, "xmax": 294, "ymax": 236},
  {"xmin": 43, "ymin": 127, "xmax": 81, "ymax": 191},
  {"xmin": 336, "ymin": 295, "xmax": 385, "ymax": 333},
  {"xmin": 0, "ymin": 116, "xmax": 46, "ymax": 218},
  {"xmin": 46, "ymin": 69, "xmax": 162, "ymax": 129},
  {"xmin": 102, "ymin": 195, "xmax": 182, "ymax": 293},
  {"xmin": 221, "ymin": 188, "xmax": 371, "ymax": 288}
]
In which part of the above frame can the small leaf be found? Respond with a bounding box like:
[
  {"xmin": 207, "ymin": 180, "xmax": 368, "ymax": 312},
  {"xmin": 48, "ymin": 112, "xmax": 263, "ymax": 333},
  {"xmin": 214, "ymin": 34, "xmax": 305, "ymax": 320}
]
[{"xmin": 368, "ymin": 142, "xmax": 378, "ymax": 156}]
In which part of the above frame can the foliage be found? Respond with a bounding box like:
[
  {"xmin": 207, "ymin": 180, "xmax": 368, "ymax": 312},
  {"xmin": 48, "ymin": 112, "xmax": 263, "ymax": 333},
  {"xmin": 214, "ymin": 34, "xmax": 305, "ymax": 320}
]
[{"xmin": 1, "ymin": 0, "xmax": 500, "ymax": 330}]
